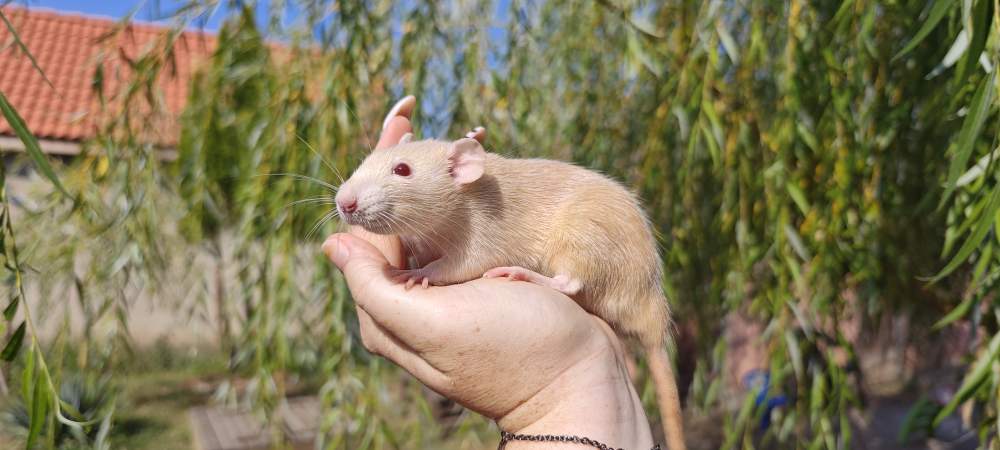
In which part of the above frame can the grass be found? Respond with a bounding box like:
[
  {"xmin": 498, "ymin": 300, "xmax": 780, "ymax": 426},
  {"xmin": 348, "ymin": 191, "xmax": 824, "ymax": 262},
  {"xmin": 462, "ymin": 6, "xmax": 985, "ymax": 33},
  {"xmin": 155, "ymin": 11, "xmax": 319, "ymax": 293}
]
[
  {"xmin": 0, "ymin": 343, "xmax": 226, "ymax": 450},
  {"xmin": 109, "ymin": 370, "xmax": 211, "ymax": 450},
  {"xmin": 108, "ymin": 343, "xmax": 227, "ymax": 450},
  {"xmin": 0, "ymin": 337, "xmax": 501, "ymax": 450}
]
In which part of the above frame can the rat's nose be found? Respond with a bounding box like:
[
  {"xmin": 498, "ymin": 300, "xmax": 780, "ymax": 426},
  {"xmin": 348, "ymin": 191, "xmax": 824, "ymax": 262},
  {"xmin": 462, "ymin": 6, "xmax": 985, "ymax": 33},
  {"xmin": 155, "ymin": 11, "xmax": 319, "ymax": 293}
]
[
  {"xmin": 335, "ymin": 187, "xmax": 359, "ymax": 214},
  {"xmin": 337, "ymin": 197, "xmax": 358, "ymax": 214}
]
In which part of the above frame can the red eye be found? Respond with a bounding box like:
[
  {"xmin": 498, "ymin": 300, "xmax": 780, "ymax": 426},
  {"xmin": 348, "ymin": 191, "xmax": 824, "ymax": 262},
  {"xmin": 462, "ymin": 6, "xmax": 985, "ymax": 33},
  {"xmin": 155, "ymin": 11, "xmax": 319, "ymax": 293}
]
[{"xmin": 393, "ymin": 163, "xmax": 411, "ymax": 177}]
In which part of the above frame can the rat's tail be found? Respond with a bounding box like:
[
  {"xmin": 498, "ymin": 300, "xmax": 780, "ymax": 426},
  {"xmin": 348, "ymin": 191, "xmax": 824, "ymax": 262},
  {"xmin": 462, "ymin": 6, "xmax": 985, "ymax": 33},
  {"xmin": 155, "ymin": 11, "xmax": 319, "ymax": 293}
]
[{"xmin": 645, "ymin": 341, "xmax": 686, "ymax": 450}]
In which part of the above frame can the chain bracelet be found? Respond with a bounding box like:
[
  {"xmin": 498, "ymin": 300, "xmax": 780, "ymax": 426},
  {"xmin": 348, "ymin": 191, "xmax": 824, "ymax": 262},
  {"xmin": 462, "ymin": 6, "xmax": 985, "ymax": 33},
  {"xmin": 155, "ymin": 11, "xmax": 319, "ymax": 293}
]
[{"xmin": 498, "ymin": 431, "xmax": 661, "ymax": 450}]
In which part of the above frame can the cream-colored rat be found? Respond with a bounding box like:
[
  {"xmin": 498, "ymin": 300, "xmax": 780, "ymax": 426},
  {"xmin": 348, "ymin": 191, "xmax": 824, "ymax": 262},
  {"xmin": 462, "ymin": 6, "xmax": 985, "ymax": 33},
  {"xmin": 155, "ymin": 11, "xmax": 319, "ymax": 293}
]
[{"xmin": 335, "ymin": 137, "xmax": 685, "ymax": 450}]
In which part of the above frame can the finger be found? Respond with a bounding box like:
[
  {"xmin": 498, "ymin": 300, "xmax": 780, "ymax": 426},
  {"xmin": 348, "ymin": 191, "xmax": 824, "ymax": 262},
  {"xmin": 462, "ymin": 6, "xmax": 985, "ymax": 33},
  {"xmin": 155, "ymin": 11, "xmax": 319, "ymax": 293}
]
[
  {"xmin": 355, "ymin": 306, "xmax": 386, "ymax": 355},
  {"xmin": 355, "ymin": 306, "xmax": 450, "ymax": 387},
  {"xmin": 375, "ymin": 95, "xmax": 416, "ymax": 150},
  {"xmin": 381, "ymin": 95, "xmax": 416, "ymax": 131},
  {"xmin": 323, "ymin": 233, "xmax": 442, "ymax": 338},
  {"xmin": 376, "ymin": 115, "xmax": 413, "ymax": 150},
  {"xmin": 348, "ymin": 227, "xmax": 406, "ymax": 269},
  {"xmin": 465, "ymin": 126, "xmax": 486, "ymax": 143}
]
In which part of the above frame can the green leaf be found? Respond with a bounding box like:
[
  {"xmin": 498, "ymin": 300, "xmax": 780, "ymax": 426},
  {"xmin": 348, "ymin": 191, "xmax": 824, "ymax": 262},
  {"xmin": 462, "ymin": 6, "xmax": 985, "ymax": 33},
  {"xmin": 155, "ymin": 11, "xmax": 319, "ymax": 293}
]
[
  {"xmin": 625, "ymin": 27, "xmax": 664, "ymax": 76},
  {"xmin": 716, "ymin": 20, "xmax": 740, "ymax": 64},
  {"xmin": 700, "ymin": 122, "xmax": 721, "ymax": 167},
  {"xmin": 784, "ymin": 330, "xmax": 804, "ymax": 380},
  {"xmin": 933, "ymin": 297, "xmax": 975, "ymax": 329},
  {"xmin": 784, "ymin": 225, "xmax": 812, "ymax": 261},
  {"xmin": 1, "ymin": 320, "xmax": 25, "ymax": 361},
  {"xmin": 934, "ymin": 243, "xmax": 992, "ymax": 329},
  {"xmin": 787, "ymin": 182, "xmax": 811, "ymax": 214},
  {"xmin": 27, "ymin": 371, "xmax": 48, "ymax": 450},
  {"xmin": 94, "ymin": 406, "xmax": 114, "ymax": 450},
  {"xmin": 810, "ymin": 370, "xmax": 826, "ymax": 424},
  {"xmin": 832, "ymin": 0, "xmax": 856, "ymax": 25},
  {"xmin": 941, "ymin": 72, "xmax": 995, "ymax": 207},
  {"xmin": 21, "ymin": 346, "xmax": 34, "ymax": 404},
  {"xmin": 796, "ymin": 123, "xmax": 819, "ymax": 152},
  {"xmin": 898, "ymin": 397, "xmax": 939, "ymax": 443},
  {"xmin": 3, "ymin": 292, "xmax": 18, "ymax": 321},
  {"xmin": 0, "ymin": 91, "xmax": 72, "ymax": 200},
  {"xmin": 932, "ymin": 180, "xmax": 1000, "ymax": 282},
  {"xmin": 969, "ymin": 241, "xmax": 993, "ymax": 287},
  {"xmin": 0, "ymin": 10, "xmax": 56, "ymax": 91},
  {"xmin": 956, "ymin": 0, "xmax": 992, "ymax": 84},
  {"xmin": 933, "ymin": 330, "xmax": 1000, "ymax": 426},
  {"xmin": 956, "ymin": 146, "xmax": 999, "ymax": 187},
  {"xmin": 894, "ymin": 0, "xmax": 959, "ymax": 61}
]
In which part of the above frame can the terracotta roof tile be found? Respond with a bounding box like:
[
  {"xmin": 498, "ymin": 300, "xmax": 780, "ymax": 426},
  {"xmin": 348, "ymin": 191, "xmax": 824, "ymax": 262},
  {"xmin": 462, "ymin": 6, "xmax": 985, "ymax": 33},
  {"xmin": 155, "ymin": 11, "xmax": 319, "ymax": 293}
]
[{"xmin": 0, "ymin": 6, "xmax": 216, "ymax": 147}]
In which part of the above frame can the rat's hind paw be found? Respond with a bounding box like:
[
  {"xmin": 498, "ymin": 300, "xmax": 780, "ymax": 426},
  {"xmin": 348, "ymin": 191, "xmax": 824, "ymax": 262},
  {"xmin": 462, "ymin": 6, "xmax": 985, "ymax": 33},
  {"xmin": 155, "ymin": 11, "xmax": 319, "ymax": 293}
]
[
  {"xmin": 482, "ymin": 266, "xmax": 582, "ymax": 296},
  {"xmin": 389, "ymin": 268, "xmax": 431, "ymax": 290},
  {"xmin": 482, "ymin": 266, "xmax": 531, "ymax": 281}
]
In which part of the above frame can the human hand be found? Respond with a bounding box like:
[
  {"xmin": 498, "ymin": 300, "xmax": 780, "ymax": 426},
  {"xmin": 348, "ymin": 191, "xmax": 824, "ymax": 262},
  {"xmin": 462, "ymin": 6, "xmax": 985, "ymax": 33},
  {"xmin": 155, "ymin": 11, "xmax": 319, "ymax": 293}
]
[{"xmin": 322, "ymin": 97, "xmax": 654, "ymax": 449}]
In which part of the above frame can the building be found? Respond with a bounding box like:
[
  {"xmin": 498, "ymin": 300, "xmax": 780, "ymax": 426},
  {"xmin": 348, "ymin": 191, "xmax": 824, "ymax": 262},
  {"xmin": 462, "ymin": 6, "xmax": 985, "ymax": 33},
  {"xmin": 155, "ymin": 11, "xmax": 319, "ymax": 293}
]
[{"xmin": 0, "ymin": 6, "xmax": 216, "ymax": 158}]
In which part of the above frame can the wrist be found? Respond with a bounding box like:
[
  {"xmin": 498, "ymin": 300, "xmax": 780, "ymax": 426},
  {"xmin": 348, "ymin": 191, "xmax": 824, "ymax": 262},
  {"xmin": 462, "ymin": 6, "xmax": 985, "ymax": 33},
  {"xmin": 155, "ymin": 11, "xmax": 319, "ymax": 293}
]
[{"xmin": 497, "ymin": 318, "xmax": 654, "ymax": 449}]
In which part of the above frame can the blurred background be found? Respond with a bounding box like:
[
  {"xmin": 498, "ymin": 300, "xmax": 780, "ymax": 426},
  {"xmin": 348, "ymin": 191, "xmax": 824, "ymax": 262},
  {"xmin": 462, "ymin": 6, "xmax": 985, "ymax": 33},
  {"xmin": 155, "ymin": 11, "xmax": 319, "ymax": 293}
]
[{"xmin": 0, "ymin": 0, "xmax": 997, "ymax": 449}]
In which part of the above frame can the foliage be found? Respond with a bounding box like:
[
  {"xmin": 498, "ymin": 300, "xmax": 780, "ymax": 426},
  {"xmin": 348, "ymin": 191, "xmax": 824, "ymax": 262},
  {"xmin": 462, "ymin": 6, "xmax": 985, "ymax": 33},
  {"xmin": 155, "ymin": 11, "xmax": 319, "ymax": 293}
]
[
  {"xmin": 1, "ymin": 8, "xmax": 112, "ymax": 449},
  {"xmin": 901, "ymin": 0, "xmax": 1000, "ymax": 445},
  {"xmin": 2, "ymin": 374, "xmax": 115, "ymax": 449},
  {"xmin": 1, "ymin": 0, "xmax": 999, "ymax": 450}
]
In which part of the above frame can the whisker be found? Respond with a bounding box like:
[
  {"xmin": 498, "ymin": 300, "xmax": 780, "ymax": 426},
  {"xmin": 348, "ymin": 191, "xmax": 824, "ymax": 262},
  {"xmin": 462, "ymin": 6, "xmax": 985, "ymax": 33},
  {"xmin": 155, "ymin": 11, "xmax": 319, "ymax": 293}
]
[
  {"xmin": 256, "ymin": 173, "xmax": 339, "ymax": 193},
  {"xmin": 306, "ymin": 209, "xmax": 340, "ymax": 240},
  {"xmin": 296, "ymin": 134, "xmax": 345, "ymax": 184},
  {"xmin": 392, "ymin": 212, "xmax": 461, "ymax": 258},
  {"xmin": 339, "ymin": 99, "xmax": 374, "ymax": 155},
  {"xmin": 289, "ymin": 197, "xmax": 335, "ymax": 204},
  {"xmin": 376, "ymin": 211, "xmax": 420, "ymax": 267},
  {"xmin": 395, "ymin": 207, "xmax": 464, "ymax": 254},
  {"xmin": 285, "ymin": 197, "xmax": 336, "ymax": 209}
]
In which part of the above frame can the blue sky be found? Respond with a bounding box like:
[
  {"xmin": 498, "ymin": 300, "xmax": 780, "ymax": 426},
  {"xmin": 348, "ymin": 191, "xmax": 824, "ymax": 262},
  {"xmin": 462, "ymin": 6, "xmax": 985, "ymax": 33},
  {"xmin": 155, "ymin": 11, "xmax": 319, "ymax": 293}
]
[{"xmin": 22, "ymin": 0, "xmax": 238, "ymax": 29}]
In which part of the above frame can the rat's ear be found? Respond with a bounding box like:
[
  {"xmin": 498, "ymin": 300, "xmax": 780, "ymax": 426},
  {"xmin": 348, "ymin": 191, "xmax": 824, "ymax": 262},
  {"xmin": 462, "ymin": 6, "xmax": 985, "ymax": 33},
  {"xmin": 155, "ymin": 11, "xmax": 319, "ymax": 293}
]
[
  {"xmin": 398, "ymin": 132, "xmax": 414, "ymax": 144},
  {"xmin": 447, "ymin": 138, "xmax": 486, "ymax": 185}
]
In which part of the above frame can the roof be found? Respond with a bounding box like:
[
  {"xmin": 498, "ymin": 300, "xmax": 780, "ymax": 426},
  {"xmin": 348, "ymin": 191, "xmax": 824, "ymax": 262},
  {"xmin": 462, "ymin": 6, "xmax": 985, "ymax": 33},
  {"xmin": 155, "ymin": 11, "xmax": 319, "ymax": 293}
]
[{"xmin": 0, "ymin": 6, "xmax": 216, "ymax": 148}]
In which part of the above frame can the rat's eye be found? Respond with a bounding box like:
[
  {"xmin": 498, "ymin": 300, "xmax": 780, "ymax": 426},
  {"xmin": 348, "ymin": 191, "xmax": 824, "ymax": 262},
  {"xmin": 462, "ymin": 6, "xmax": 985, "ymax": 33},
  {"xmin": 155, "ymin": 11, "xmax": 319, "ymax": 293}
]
[{"xmin": 392, "ymin": 163, "xmax": 412, "ymax": 177}]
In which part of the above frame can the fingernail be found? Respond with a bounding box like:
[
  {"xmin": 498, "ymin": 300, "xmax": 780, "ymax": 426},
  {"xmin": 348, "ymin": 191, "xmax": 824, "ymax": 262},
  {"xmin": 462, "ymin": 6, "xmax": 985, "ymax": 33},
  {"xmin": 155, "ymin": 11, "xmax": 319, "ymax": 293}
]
[
  {"xmin": 467, "ymin": 126, "xmax": 486, "ymax": 140},
  {"xmin": 382, "ymin": 95, "xmax": 414, "ymax": 130},
  {"xmin": 322, "ymin": 235, "xmax": 351, "ymax": 269}
]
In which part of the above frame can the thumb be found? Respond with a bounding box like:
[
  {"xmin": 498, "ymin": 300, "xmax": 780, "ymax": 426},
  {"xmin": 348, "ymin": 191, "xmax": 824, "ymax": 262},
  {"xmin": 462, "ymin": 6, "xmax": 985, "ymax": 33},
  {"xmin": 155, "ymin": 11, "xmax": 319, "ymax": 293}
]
[
  {"xmin": 323, "ymin": 233, "xmax": 393, "ymax": 285},
  {"xmin": 322, "ymin": 233, "xmax": 441, "ymax": 342}
]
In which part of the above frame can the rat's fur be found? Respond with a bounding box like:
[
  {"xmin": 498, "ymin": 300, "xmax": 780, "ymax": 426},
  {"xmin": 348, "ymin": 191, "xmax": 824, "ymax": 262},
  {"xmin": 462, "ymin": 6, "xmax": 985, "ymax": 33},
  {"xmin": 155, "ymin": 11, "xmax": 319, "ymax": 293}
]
[{"xmin": 337, "ymin": 139, "xmax": 685, "ymax": 450}]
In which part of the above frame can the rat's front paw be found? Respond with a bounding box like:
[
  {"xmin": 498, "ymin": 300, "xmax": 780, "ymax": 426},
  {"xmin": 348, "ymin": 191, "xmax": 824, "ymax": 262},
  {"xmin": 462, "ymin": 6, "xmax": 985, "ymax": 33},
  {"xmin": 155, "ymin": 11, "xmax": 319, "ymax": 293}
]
[{"xmin": 389, "ymin": 268, "xmax": 434, "ymax": 290}]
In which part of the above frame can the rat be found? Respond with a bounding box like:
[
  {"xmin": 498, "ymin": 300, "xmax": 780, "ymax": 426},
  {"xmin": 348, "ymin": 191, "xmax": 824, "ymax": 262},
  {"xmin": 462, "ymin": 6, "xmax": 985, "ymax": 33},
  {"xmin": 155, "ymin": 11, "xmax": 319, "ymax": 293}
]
[{"xmin": 335, "ymin": 136, "xmax": 686, "ymax": 450}]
